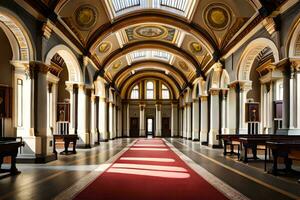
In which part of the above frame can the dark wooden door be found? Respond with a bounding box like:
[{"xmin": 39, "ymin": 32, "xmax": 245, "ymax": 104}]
[
  {"xmin": 130, "ymin": 118, "xmax": 139, "ymax": 137},
  {"xmin": 162, "ymin": 117, "xmax": 171, "ymax": 137}
]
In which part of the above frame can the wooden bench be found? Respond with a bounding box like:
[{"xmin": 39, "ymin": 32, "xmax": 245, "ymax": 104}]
[
  {"xmin": 0, "ymin": 137, "xmax": 24, "ymax": 175},
  {"xmin": 218, "ymin": 134, "xmax": 272, "ymax": 159},
  {"xmin": 53, "ymin": 134, "xmax": 79, "ymax": 155},
  {"xmin": 266, "ymin": 141, "xmax": 300, "ymax": 179}
]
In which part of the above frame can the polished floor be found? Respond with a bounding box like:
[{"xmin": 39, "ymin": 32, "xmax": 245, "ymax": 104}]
[{"xmin": 0, "ymin": 138, "xmax": 299, "ymax": 200}]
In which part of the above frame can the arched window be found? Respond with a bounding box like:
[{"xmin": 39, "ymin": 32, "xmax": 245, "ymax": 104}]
[
  {"xmin": 162, "ymin": 84, "xmax": 170, "ymax": 99},
  {"xmin": 146, "ymin": 81, "xmax": 154, "ymax": 99},
  {"xmin": 131, "ymin": 85, "xmax": 139, "ymax": 99}
]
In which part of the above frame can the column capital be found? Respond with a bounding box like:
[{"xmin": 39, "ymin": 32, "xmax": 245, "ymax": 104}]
[
  {"xmin": 65, "ymin": 82, "xmax": 73, "ymax": 92},
  {"xmin": 200, "ymin": 95, "xmax": 208, "ymax": 101},
  {"xmin": 209, "ymin": 88, "xmax": 220, "ymax": 96},
  {"xmin": 193, "ymin": 98, "xmax": 199, "ymax": 103},
  {"xmin": 290, "ymin": 59, "xmax": 300, "ymax": 72},
  {"xmin": 99, "ymin": 97, "xmax": 106, "ymax": 102},
  {"xmin": 91, "ymin": 95, "xmax": 96, "ymax": 102}
]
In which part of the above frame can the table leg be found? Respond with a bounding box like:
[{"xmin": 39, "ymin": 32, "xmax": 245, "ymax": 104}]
[
  {"xmin": 264, "ymin": 147, "xmax": 267, "ymax": 171},
  {"xmin": 10, "ymin": 151, "xmax": 20, "ymax": 175},
  {"xmin": 223, "ymin": 141, "xmax": 227, "ymax": 156},
  {"xmin": 0, "ymin": 156, "xmax": 3, "ymax": 170},
  {"xmin": 252, "ymin": 145, "xmax": 258, "ymax": 160},
  {"xmin": 64, "ymin": 140, "xmax": 70, "ymax": 154},
  {"xmin": 271, "ymin": 150, "xmax": 278, "ymax": 175},
  {"xmin": 73, "ymin": 140, "xmax": 77, "ymax": 154}
]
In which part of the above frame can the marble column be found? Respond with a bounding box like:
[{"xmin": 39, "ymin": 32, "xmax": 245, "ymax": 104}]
[
  {"xmin": 171, "ymin": 103, "xmax": 178, "ymax": 137},
  {"xmin": 200, "ymin": 96, "xmax": 208, "ymax": 145},
  {"xmin": 65, "ymin": 83, "xmax": 75, "ymax": 134},
  {"xmin": 126, "ymin": 103, "xmax": 130, "ymax": 137},
  {"xmin": 209, "ymin": 89, "xmax": 220, "ymax": 147},
  {"xmin": 139, "ymin": 104, "xmax": 146, "ymax": 137},
  {"xmin": 117, "ymin": 106, "xmax": 122, "ymax": 138},
  {"xmin": 77, "ymin": 84, "xmax": 89, "ymax": 147},
  {"xmin": 192, "ymin": 99, "xmax": 200, "ymax": 141},
  {"xmin": 297, "ymin": 72, "xmax": 300, "ymax": 128},
  {"xmin": 290, "ymin": 71, "xmax": 295, "ymax": 129},
  {"xmin": 109, "ymin": 102, "xmax": 114, "ymax": 140},
  {"xmin": 178, "ymin": 107, "xmax": 182, "ymax": 137},
  {"xmin": 90, "ymin": 95, "xmax": 97, "ymax": 145},
  {"xmin": 228, "ymin": 84, "xmax": 237, "ymax": 134},
  {"xmin": 182, "ymin": 106, "xmax": 187, "ymax": 138},
  {"xmin": 238, "ymin": 82, "xmax": 251, "ymax": 134},
  {"xmin": 155, "ymin": 104, "xmax": 162, "ymax": 137},
  {"xmin": 33, "ymin": 62, "xmax": 57, "ymax": 161},
  {"xmin": 98, "ymin": 97, "xmax": 108, "ymax": 141},
  {"xmin": 186, "ymin": 103, "xmax": 192, "ymax": 139},
  {"xmin": 113, "ymin": 104, "xmax": 117, "ymax": 139},
  {"xmin": 221, "ymin": 90, "xmax": 229, "ymax": 134}
]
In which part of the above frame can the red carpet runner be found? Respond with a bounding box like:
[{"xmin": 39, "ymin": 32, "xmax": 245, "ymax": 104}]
[{"xmin": 75, "ymin": 139, "xmax": 228, "ymax": 200}]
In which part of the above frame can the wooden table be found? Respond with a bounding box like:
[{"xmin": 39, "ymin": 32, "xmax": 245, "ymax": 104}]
[
  {"xmin": 0, "ymin": 137, "xmax": 24, "ymax": 175},
  {"xmin": 53, "ymin": 135, "xmax": 79, "ymax": 155},
  {"xmin": 266, "ymin": 141, "xmax": 300, "ymax": 177}
]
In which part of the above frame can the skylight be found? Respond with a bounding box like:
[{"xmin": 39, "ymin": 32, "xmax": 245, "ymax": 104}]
[
  {"xmin": 111, "ymin": 0, "xmax": 140, "ymax": 13},
  {"xmin": 105, "ymin": 0, "xmax": 197, "ymax": 21},
  {"xmin": 160, "ymin": 0, "xmax": 188, "ymax": 12},
  {"xmin": 128, "ymin": 50, "xmax": 172, "ymax": 64}
]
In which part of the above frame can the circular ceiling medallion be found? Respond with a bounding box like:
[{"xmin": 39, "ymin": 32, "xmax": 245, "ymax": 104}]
[
  {"xmin": 189, "ymin": 42, "xmax": 202, "ymax": 55},
  {"xmin": 178, "ymin": 61, "xmax": 189, "ymax": 72},
  {"xmin": 99, "ymin": 42, "xmax": 111, "ymax": 53},
  {"xmin": 75, "ymin": 5, "xmax": 97, "ymax": 30},
  {"xmin": 205, "ymin": 4, "xmax": 231, "ymax": 30},
  {"xmin": 134, "ymin": 25, "xmax": 168, "ymax": 39},
  {"xmin": 112, "ymin": 61, "xmax": 122, "ymax": 70}
]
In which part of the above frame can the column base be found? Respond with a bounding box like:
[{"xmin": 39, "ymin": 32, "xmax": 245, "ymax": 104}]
[
  {"xmin": 210, "ymin": 144, "xmax": 223, "ymax": 149},
  {"xmin": 208, "ymin": 129, "xmax": 219, "ymax": 146},
  {"xmin": 139, "ymin": 130, "xmax": 146, "ymax": 137},
  {"xmin": 200, "ymin": 130, "xmax": 208, "ymax": 144},
  {"xmin": 287, "ymin": 128, "xmax": 300, "ymax": 135},
  {"xmin": 201, "ymin": 141, "xmax": 208, "ymax": 146},
  {"xmin": 99, "ymin": 131, "xmax": 108, "ymax": 141},
  {"xmin": 192, "ymin": 139, "xmax": 200, "ymax": 141},
  {"xmin": 221, "ymin": 128, "xmax": 229, "ymax": 135},
  {"xmin": 99, "ymin": 139, "xmax": 109, "ymax": 142},
  {"xmin": 76, "ymin": 144, "xmax": 92, "ymax": 149},
  {"xmin": 77, "ymin": 132, "xmax": 91, "ymax": 147},
  {"xmin": 238, "ymin": 128, "xmax": 248, "ymax": 134},
  {"xmin": 17, "ymin": 153, "xmax": 56, "ymax": 163}
]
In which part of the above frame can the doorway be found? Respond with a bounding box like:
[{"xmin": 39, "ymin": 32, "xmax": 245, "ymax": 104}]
[
  {"xmin": 162, "ymin": 117, "xmax": 171, "ymax": 137},
  {"xmin": 146, "ymin": 118, "xmax": 154, "ymax": 137},
  {"xmin": 130, "ymin": 117, "xmax": 139, "ymax": 137}
]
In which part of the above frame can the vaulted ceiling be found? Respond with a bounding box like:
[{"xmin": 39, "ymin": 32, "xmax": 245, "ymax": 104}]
[{"xmin": 22, "ymin": 0, "xmax": 287, "ymax": 92}]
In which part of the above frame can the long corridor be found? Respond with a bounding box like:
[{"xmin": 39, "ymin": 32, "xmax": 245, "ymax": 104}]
[{"xmin": 1, "ymin": 139, "xmax": 299, "ymax": 200}]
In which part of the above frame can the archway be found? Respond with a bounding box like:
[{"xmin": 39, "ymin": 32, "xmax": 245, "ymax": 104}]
[
  {"xmin": 45, "ymin": 45, "xmax": 84, "ymax": 136},
  {"xmin": 237, "ymin": 38, "xmax": 281, "ymax": 135},
  {"xmin": 0, "ymin": 8, "xmax": 34, "ymax": 138}
]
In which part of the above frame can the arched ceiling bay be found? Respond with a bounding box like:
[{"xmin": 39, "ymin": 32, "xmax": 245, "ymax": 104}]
[
  {"xmin": 113, "ymin": 61, "xmax": 188, "ymax": 90},
  {"xmin": 119, "ymin": 71, "xmax": 182, "ymax": 99},
  {"xmin": 35, "ymin": 0, "xmax": 264, "ymax": 86},
  {"xmin": 103, "ymin": 46, "xmax": 198, "ymax": 84}
]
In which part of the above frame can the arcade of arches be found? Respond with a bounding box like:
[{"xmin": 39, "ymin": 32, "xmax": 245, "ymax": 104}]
[{"xmin": 1, "ymin": 1, "xmax": 300, "ymax": 200}]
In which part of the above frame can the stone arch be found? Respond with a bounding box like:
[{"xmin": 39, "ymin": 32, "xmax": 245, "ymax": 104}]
[
  {"xmin": 237, "ymin": 38, "xmax": 279, "ymax": 80},
  {"xmin": 287, "ymin": 17, "xmax": 300, "ymax": 58},
  {"xmin": 0, "ymin": 6, "xmax": 35, "ymax": 61},
  {"xmin": 45, "ymin": 45, "xmax": 83, "ymax": 83},
  {"xmin": 220, "ymin": 70, "xmax": 230, "ymax": 89}
]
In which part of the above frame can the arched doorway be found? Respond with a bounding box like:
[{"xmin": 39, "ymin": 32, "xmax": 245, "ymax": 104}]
[
  {"xmin": 45, "ymin": 45, "xmax": 87, "ymax": 144},
  {"xmin": 237, "ymin": 38, "xmax": 280, "ymax": 135},
  {"xmin": 0, "ymin": 8, "xmax": 34, "ymax": 138}
]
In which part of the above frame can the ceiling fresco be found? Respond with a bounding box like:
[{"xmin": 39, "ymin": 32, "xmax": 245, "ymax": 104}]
[{"xmin": 28, "ymin": 0, "xmax": 265, "ymax": 92}]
